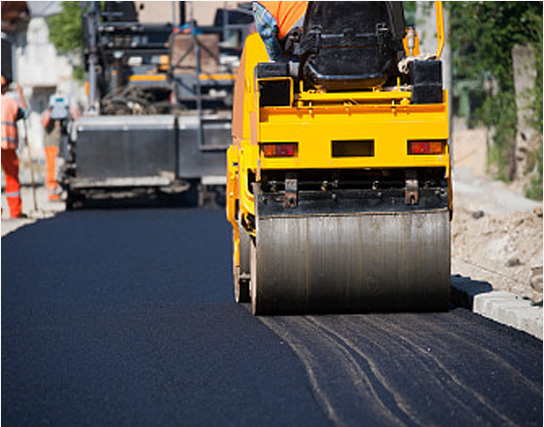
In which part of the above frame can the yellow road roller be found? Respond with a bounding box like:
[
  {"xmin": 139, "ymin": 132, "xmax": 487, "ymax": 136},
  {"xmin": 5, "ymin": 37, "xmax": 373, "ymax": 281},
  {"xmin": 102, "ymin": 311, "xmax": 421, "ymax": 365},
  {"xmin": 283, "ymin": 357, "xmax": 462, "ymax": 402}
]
[{"xmin": 226, "ymin": 1, "xmax": 451, "ymax": 315}]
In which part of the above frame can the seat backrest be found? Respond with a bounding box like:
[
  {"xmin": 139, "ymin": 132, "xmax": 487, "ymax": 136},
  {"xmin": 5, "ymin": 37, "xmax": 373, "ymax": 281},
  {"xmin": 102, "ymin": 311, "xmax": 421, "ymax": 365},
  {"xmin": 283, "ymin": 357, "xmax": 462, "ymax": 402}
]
[{"xmin": 298, "ymin": 1, "xmax": 405, "ymax": 91}]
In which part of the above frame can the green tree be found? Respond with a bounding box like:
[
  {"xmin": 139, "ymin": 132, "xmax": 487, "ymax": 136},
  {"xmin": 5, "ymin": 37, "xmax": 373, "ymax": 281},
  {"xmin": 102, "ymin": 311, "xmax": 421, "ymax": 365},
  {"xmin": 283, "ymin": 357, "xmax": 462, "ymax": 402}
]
[
  {"xmin": 47, "ymin": 1, "xmax": 86, "ymax": 81},
  {"xmin": 47, "ymin": 1, "xmax": 84, "ymax": 53},
  {"xmin": 447, "ymin": 1, "xmax": 543, "ymax": 197}
]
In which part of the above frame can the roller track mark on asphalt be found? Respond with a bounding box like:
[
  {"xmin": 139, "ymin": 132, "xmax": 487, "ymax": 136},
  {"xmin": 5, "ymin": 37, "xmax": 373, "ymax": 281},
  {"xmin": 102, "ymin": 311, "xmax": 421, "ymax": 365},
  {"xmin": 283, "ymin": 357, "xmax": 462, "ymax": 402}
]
[
  {"xmin": 413, "ymin": 313, "xmax": 543, "ymax": 398},
  {"xmin": 260, "ymin": 316, "xmax": 407, "ymax": 427},
  {"xmin": 317, "ymin": 315, "xmax": 491, "ymax": 426},
  {"xmin": 297, "ymin": 317, "xmax": 413, "ymax": 426},
  {"xmin": 258, "ymin": 316, "xmax": 341, "ymax": 426},
  {"xmin": 339, "ymin": 315, "xmax": 495, "ymax": 426},
  {"xmin": 395, "ymin": 312, "xmax": 542, "ymax": 423},
  {"xmin": 307, "ymin": 316, "xmax": 421, "ymax": 426},
  {"xmin": 365, "ymin": 316, "xmax": 519, "ymax": 427}
]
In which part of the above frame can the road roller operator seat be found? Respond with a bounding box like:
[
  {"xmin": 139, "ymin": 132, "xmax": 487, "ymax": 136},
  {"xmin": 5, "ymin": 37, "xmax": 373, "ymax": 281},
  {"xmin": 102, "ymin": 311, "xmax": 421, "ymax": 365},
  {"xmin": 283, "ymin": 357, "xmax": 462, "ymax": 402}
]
[{"xmin": 294, "ymin": 1, "xmax": 406, "ymax": 91}]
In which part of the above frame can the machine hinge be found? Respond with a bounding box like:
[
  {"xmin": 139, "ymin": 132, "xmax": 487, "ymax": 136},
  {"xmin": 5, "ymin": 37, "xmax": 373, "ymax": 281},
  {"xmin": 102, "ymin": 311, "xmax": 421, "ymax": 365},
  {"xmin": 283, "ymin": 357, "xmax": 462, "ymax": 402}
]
[
  {"xmin": 405, "ymin": 171, "xmax": 419, "ymax": 205},
  {"xmin": 284, "ymin": 173, "xmax": 298, "ymax": 208}
]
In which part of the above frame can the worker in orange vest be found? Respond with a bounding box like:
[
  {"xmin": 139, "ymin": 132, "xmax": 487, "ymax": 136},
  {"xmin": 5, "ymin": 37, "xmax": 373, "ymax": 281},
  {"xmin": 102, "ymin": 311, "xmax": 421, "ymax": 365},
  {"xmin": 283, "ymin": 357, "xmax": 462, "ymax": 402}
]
[
  {"xmin": 1, "ymin": 75, "xmax": 26, "ymax": 218},
  {"xmin": 41, "ymin": 91, "xmax": 79, "ymax": 201},
  {"xmin": 41, "ymin": 108, "xmax": 61, "ymax": 200},
  {"xmin": 252, "ymin": 1, "xmax": 309, "ymax": 61}
]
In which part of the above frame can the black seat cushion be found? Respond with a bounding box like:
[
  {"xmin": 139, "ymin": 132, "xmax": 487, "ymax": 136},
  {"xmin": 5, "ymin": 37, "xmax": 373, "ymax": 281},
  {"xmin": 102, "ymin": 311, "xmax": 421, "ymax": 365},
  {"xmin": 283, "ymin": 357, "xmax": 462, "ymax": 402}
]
[{"xmin": 299, "ymin": 2, "xmax": 405, "ymax": 91}]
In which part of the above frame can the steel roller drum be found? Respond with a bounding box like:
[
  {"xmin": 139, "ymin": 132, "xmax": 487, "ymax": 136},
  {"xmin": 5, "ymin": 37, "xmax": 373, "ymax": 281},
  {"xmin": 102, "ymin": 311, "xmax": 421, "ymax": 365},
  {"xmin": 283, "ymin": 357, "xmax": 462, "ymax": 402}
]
[{"xmin": 251, "ymin": 210, "xmax": 450, "ymax": 315}]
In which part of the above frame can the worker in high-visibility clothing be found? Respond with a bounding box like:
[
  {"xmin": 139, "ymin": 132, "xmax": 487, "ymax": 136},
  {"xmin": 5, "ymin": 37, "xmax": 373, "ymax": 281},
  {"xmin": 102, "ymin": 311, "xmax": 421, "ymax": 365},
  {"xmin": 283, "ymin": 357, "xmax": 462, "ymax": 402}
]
[
  {"xmin": 41, "ymin": 109, "xmax": 62, "ymax": 201},
  {"xmin": 41, "ymin": 91, "xmax": 79, "ymax": 201},
  {"xmin": 1, "ymin": 75, "xmax": 26, "ymax": 218},
  {"xmin": 252, "ymin": 1, "xmax": 309, "ymax": 61}
]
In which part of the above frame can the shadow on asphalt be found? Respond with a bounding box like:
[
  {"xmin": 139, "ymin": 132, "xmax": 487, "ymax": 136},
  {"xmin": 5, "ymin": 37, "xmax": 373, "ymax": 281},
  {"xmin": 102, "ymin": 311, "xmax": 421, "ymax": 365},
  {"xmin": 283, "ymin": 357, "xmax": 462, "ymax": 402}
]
[{"xmin": 450, "ymin": 274, "xmax": 494, "ymax": 310}]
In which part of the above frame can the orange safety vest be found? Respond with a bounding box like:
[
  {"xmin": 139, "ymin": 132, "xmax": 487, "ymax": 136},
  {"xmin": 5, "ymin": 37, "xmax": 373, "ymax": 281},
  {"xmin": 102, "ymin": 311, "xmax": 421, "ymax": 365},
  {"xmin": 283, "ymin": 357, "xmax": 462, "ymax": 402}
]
[
  {"xmin": 1, "ymin": 94, "xmax": 19, "ymax": 149},
  {"xmin": 258, "ymin": 1, "xmax": 309, "ymax": 39}
]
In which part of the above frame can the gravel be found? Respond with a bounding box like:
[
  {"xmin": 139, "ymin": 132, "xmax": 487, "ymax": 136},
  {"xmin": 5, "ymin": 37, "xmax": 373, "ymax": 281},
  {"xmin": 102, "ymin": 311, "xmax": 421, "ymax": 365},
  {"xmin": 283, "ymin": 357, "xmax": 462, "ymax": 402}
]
[{"xmin": 451, "ymin": 169, "xmax": 543, "ymax": 304}]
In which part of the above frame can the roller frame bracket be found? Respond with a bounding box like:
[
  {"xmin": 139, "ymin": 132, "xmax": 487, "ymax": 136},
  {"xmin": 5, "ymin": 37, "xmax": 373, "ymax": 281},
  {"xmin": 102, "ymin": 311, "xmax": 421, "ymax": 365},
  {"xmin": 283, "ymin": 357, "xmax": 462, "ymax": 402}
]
[
  {"xmin": 284, "ymin": 174, "xmax": 298, "ymax": 208},
  {"xmin": 405, "ymin": 172, "xmax": 419, "ymax": 205}
]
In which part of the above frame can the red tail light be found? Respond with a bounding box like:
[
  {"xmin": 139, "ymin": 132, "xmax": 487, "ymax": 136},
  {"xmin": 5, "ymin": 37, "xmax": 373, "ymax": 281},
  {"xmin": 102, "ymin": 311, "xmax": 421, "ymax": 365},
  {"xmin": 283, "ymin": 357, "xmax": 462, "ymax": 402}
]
[
  {"xmin": 408, "ymin": 140, "xmax": 445, "ymax": 155},
  {"xmin": 262, "ymin": 143, "xmax": 297, "ymax": 158}
]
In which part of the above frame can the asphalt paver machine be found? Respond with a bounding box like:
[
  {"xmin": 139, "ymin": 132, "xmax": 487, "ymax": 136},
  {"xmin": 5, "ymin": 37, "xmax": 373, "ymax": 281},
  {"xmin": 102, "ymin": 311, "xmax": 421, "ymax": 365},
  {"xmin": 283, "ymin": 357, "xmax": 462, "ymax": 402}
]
[
  {"xmin": 64, "ymin": 1, "xmax": 253, "ymax": 207},
  {"xmin": 227, "ymin": 1, "xmax": 451, "ymax": 314}
]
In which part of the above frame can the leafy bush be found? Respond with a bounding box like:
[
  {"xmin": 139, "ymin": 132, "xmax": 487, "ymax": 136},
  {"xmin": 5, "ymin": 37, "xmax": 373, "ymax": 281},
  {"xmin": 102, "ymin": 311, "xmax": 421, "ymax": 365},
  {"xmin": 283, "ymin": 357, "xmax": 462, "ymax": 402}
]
[
  {"xmin": 447, "ymin": 1, "xmax": 543, "ymax": 197},
  {"xmin": 47, "ymin": 1, "xmax": 84, "ymax": 53},
  {"xmin": 47, "ymin": 1, "xmax": 85, "ymax": 81}
]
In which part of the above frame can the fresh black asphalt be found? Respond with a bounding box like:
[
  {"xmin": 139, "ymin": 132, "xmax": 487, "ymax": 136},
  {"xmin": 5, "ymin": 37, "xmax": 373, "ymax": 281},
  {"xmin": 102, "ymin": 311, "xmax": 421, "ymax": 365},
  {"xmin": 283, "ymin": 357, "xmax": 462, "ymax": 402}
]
[{"xmin": 2, "ymin": 208, "xmax": 542, "ymax": 426}]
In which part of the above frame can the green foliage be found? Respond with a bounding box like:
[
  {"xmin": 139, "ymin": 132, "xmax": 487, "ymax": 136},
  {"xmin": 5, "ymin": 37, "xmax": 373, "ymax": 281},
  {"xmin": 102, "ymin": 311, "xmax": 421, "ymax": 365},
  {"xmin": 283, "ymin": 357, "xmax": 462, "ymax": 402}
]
[
  {"xmin": 447, "ymin": 1, "xmax": 543, "ymax": 187},
  {"xmin": 481, "ymin": 91, "xmax": 518, "ymax": 181},
  {"xmin": 47, "ymin": 1, "xmax": 84, "ymax": 53},
  {"xmin": 448, "ymin": 2, "xmax": 542, "ymax": 90},
  {"xmin": 527, "ymin": 15, "xmax": 543, "ymax": 200},
  {"xmin": 72, "ymin": 65, "xmax": 86, "ymax": 83},
  {"xmin": 47, "ymin": 2, "xmax": 86, "ymax": 82},
  {"xmin": 525, "ymin": 141, "xmax": 543, "ymax": 200},
  {"xmin": 528, "ymin": 12, "xmax": 543, "ymax": 132},
  {"xmin": 403, "ymin": 2, "xmax": 417, "ymax": 27}
]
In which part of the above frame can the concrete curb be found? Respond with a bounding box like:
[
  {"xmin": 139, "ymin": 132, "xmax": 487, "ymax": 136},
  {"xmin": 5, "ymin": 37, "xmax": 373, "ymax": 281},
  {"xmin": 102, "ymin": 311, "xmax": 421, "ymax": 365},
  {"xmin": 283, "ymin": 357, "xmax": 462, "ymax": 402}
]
[{"xmin": 451, "ymin": 276, "xmax": 543, "ymax": 340}]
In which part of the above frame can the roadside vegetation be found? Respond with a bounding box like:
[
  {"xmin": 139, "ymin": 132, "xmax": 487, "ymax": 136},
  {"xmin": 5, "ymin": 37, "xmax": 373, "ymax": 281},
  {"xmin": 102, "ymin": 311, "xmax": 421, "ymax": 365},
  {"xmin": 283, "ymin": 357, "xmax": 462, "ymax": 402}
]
[
  {"xmin": 47, "ymin": 1, "xmax": 85, "ymax": 81},
  {"xmin": 447, "ymin": 1, "xmax": 543, "ymax": 200}
]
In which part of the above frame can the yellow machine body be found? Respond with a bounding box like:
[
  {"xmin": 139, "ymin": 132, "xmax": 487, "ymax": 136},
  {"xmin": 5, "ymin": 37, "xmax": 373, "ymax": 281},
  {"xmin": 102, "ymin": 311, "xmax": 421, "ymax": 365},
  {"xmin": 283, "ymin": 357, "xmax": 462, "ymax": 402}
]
[{"xmin": 227, "ymin": 1, "xmax": 451, "ymax": 314}]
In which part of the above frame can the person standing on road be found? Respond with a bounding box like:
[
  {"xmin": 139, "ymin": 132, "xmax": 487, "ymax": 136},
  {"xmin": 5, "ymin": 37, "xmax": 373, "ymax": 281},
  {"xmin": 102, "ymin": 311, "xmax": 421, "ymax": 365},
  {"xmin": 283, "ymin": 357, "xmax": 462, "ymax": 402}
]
[
  {"xmin": 41, "ymin": 109, "xmax": 62, "ymax": 200},
  {"xmin": 252, "ymin": 1, "xmax": 309, "ymax": 61},
  {"xmin": 1, "ymin": 75, "xmax": 26, "ymax": 218},
  {"xmin": 41, "ymin": 91, "xmax": 79, "ymax": 201}
]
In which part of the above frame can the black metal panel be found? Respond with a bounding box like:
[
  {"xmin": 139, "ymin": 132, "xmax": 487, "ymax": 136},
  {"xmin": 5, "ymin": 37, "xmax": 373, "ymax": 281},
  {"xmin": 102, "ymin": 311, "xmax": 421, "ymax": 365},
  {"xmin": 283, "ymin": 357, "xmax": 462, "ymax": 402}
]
[
  {"xmin": 409, "ymin": 60, "xmax": 443, "ymax": 104},
  {"xmin": 76, "ymin": 117, "xmax": 176, "ymax": 180},
  {"xmin": 256, "ymin": 63, "xmax": 289, "ymax": 79},
  {"xmin": 1, "ymin": 37, "xmax": 13, "ymax": 83},
  {"xmin": 102, "ymin": 2, "xmax": 138, "ymax": 22},
  {"xmin": 177, "ymin": 117, "xmax": 230, "ymax": 179},
  {"xmin": 259, "ymin": 80, "xmax": 291, "ymax": 107}
]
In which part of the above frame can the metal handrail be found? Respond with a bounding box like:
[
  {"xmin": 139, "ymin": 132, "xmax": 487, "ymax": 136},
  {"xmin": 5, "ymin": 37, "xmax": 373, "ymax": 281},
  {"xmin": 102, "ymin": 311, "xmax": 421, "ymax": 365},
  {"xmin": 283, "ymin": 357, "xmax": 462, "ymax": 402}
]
[{"xmin": 435, "ymin": 1, "xmax": 445, "ymax": 59}]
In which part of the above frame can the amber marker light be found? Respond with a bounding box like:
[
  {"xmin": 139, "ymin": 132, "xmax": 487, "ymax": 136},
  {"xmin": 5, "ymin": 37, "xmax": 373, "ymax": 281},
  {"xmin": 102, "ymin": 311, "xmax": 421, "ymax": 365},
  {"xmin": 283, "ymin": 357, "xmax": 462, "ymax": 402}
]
[
  {"xmin": 262, "ymin": 143, "xmax": 297, "ymax": 158},
  {"xmin": 408, "ymin": 140, "xmax": 445, "ymax": 155}
]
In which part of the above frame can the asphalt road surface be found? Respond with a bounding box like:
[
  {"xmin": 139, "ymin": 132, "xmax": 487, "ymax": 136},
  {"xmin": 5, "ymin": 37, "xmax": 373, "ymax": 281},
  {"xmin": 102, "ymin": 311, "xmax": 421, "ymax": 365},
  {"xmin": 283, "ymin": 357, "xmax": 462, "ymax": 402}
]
[{"xmin": 2, "ymin": 208, "xmax": 542, "ymax": 426}]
